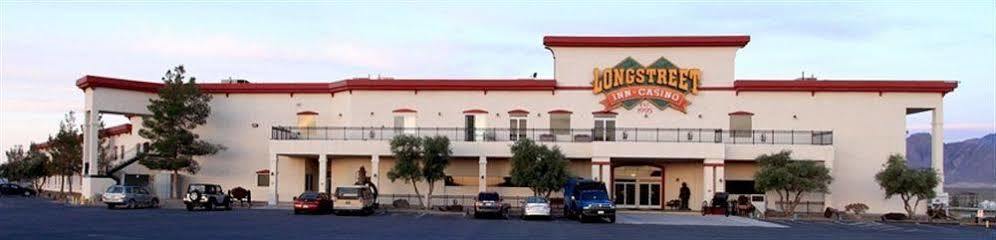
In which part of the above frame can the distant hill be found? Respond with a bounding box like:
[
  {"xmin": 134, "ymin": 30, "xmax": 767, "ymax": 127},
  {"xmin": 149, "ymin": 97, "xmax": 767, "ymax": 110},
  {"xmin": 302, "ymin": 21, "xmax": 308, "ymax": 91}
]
[{"xmin": 906, "ymin": 133, "xmax": 995, "ymax": 187}]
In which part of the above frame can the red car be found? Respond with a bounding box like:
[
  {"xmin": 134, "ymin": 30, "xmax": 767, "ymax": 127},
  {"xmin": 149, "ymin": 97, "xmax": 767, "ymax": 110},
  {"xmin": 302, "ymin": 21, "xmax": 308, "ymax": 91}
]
[{"xmin": 293, "ymin": 192, "xmax": 333, "ymax": 214}]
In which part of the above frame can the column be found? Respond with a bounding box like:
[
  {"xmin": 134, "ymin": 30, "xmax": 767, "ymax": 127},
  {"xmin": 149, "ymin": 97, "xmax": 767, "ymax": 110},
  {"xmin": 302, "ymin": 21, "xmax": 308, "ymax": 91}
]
[
  {"xmin": 714, "ymin": 165, "xmax": 725, "ymax": 193},
  {"xmin": 591, "ymin": 165, "xmax": 601, "ymax": 182},
  {"xmin": 318, "ymin": 154, "xmax": 328, "ymax": 194},
  {"xmin": 703, "ymin": 159, "xmax": 724, "ymax": 205},
  {"xmin": 371, "ymin": 155, "xmax": 380, "ymax": 187},
  {"xmin": 931, "ymin": 107, "xmax": 945, "ymax": 195},
  {"xmin": 592, "ymin": 157, "xmax": 610, "ymax": 182},
  {"xmin": 268, "ymin": 155, "xmax": 279, "ymax": 205},
  {"xmin": 478, "ymin": 156, "xmax": 487, "ymax": 192},
  {"xmin": 80, "ymin": 110, "xmax": 100, "ymax": 200},
  {"xmin": 823, "ymin": 160, "xmax": 834, "ymax": 209}
]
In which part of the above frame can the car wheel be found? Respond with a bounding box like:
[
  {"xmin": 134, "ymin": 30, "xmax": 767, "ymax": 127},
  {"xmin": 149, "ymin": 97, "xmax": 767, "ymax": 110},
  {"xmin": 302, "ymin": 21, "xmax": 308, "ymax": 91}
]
[
  {"xmin": 150, "ymin": 199, "xmax": 159, "ymax": 209},
  {"xmin": 22, "ymin": 191, "xmax": 30, "ymax": 197},
  {"xmin": 609, "ymin": 216, "xmax": 616, "ymax": 223},
  {"xmin": 186, "ymin": 204, "xmax": 194, "ymax": 211},
  {"xmin": 107, "ymin": 204, "xmax": 115, "ymax": 209},
  {"xmin": 294, "ymin": 209, "xmax": 300, "ymax": 215},
  {"xmin": 224, "ymin": 199, "xmax": 232, "ymax": 211},
  {"xmin": 205, "ymin": 201, "xmax": 214, "ymax": 211},
  {"xmin": 127, "ymin": 199, "xmax": 137, "ymax": 209}
]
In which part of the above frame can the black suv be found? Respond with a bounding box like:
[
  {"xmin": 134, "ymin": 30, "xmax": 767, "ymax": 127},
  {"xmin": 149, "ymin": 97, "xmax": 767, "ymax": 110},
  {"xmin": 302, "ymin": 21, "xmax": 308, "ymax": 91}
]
[{"xmin": 184, "ymin": 184, "xmax": 232, "ymax": 211}]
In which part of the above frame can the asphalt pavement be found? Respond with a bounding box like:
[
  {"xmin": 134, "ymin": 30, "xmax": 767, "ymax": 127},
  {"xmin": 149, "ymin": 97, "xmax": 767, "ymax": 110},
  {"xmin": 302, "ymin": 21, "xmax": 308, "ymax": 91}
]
[{"xmin": 0, "ymin": 196, "xmax": 992, "ymax": 240}]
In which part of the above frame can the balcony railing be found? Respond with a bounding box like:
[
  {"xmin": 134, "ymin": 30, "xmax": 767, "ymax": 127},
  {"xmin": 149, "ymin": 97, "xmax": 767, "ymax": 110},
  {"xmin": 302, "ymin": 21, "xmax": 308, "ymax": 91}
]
[{"xmin": 271, "ymin": 126, "xmax": 833, "ymax": 145}]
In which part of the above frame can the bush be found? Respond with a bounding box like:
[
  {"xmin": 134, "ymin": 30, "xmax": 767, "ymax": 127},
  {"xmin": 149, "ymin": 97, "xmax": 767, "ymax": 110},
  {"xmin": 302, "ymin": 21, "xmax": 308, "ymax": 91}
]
[{"xmin": 845, "ymin": 203, "xmax": 870, "ymax": 215}]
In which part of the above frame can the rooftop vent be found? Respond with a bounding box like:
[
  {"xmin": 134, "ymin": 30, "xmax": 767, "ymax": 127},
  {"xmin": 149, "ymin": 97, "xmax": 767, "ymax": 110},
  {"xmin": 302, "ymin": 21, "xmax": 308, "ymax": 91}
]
[
  {"xmin": 221, "ymin": 77, "xmax": 250, "ymax": 84},
  {"xmin": 795, "ymin": 71, "xmax": 817, "ymax": 81}
]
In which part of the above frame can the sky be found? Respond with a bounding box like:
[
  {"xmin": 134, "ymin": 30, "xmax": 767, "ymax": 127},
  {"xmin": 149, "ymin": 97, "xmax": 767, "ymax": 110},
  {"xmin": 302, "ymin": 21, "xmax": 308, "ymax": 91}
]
[{"xmin": 1, "ymin": 1, "xmax": 994, "ymax": 162}]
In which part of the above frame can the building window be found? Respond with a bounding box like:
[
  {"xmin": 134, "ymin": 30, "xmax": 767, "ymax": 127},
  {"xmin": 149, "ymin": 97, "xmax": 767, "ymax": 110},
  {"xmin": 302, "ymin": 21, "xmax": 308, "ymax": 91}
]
[
  {"xmin": 297, "ymin": 111, "xmax": 319, "ymax": 139},
  {"xmin": 509, "ymin": 117, "xmax": 527, "ymax": 141},
  {"xmin": 729, "ymin": 112, "xmax": 753, "ymax": 138},
  {"xmin": 257, "ymin": 173, "xmax": 270, "ymax": 187},
  {"xmin": 393, "ymin": 114, "xmax": 416, "ymax": 135},
  {"xmin": 463, "ymin": 110, "xmax": 489, "ymax": 141},
  {"xmin": 112, "ymin": 146, "xmax": 119, "ymax": 160},
  {"xmin": 120, "ymin": 145, "xmax": 126, "ymax": 159},
  {"xmin": 549, "ymin": 111, "xmax": 571, "ymax": 135},
  {"xmin": 594, "ymin": 117, "xmax": 616, "ymax": 141}
]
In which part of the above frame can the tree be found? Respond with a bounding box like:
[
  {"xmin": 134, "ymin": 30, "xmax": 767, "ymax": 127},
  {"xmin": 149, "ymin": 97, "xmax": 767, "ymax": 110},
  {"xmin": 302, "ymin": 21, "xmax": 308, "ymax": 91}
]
[
  {"xmin": 420, "ymin": 135, "xmax": 451, "ymax": 209},
  {"xmin": 2, "ymin": 145, "xmax": 27, "ymax": 181},
  {"xmin": 138, "ymin": 65, "xmax": 224, "ymax": 198},
  {"xmin": 875, "ymin": 154, "xmax": 939, "ymax": 219},
  {"xmin": 47, "ymin": 111, "xmax": 83, "ymax": 193},
  {"xmin": 754, "ymin": 150, "xmax": 833, "ymax": 216},
  {"xmin": 23, "ymin": 144, "xmax": 52, "ymax": 191},
  {"xmin": 386, "ymin": 134, "xmax": 424, "ymax": 208},
  {"xmin": 509, "ymin": 138, "xmax": 572, "ymax": 198}
]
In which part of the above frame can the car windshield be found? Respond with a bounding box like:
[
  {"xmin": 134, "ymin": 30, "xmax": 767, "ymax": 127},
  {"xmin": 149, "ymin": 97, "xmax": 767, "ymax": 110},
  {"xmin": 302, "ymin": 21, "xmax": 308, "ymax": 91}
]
[
  {"xmin": 336, "ymin": 188, "xmax": 360, "ymax": 199},
  {"xmin": 106, "ymin": 186, "xmax": 124, "ymax": 193},
  {"xmin": 526, "ymin": 196, "xmax": 548, "ymax": 203},
  {"xmin": 298, "ymin": 192, "xmax": 319, "ymax": 200},
  {"xmin": 478, "ymin": 193, "xmax": 499, "ymax": 201},
  {"xmin": 580, "ymin": 191, "xmax": 608, "ymax": 200}
]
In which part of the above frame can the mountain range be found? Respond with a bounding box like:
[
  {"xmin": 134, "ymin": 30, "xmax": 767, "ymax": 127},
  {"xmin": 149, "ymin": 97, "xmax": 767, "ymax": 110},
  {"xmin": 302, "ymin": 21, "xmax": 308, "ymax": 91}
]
[{"xmin": 906, "ymin": 133, "xmax": 995, "ymax": 188}]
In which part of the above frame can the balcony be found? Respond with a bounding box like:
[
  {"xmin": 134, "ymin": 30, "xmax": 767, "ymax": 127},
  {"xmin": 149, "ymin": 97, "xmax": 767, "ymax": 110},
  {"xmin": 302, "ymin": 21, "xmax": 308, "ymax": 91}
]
[{"xmin": 271, "ymin": 126, "xmax": 833, "ymax": 145}]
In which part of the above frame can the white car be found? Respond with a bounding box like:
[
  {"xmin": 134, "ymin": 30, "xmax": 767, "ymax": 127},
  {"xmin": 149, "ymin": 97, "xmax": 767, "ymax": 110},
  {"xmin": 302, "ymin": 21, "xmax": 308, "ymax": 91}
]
[{"xmin": 521, "ymin": 196, "xmax": 552, "ymax": 220}]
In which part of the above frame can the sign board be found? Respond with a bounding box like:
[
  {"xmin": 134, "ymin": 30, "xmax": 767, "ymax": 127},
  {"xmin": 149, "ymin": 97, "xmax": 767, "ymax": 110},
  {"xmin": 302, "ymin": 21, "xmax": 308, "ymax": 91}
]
[{"xmin": 592, "ymin": 57, "xmax": 700, "ymax": 113}]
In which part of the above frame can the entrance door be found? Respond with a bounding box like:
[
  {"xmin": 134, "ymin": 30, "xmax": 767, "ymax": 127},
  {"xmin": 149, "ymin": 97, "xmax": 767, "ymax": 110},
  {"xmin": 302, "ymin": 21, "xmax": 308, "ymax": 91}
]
[{"xmin": 613, "ymin": 166, "xmax": 663, "ymax": 209}]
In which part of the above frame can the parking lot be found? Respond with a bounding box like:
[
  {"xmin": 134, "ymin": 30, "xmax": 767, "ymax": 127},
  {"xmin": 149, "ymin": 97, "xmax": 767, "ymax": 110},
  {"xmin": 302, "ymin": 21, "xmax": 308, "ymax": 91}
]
[{"xmin": 0, "ymin": 197, "xmax": 992, "ymax": 240}]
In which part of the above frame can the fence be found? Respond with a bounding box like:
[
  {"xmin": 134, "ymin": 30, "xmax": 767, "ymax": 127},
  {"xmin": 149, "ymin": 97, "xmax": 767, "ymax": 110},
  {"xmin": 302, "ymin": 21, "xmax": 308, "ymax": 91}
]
[{"xmin": 273, "ymin": 126, "xmax": 833, "ymax": 145}]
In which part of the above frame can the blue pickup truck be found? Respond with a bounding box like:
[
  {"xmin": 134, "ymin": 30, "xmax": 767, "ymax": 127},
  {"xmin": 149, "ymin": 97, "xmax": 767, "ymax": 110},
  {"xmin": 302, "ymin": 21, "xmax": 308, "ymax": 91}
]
[{"xmin": 564, "ymin": 178, "xmax": 616, "ymax": 223}]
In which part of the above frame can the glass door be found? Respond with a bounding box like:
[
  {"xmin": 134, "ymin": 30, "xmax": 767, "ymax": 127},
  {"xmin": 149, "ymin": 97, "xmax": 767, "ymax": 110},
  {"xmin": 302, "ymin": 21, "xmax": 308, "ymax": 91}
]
[{"xmin": 464, "ymin": 115, "xmax": 475, "ymax": 141}]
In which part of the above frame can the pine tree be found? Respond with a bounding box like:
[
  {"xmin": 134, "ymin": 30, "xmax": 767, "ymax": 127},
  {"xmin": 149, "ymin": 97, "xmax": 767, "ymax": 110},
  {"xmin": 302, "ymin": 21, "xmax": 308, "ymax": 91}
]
[{"xmin": 138, "ymin": 65, "xmax": 224, "ymax": 198}]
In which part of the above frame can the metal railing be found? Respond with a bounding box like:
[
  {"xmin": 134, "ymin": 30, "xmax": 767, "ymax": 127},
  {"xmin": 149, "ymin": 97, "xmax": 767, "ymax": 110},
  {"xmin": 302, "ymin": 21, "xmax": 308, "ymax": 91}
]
[{"xmin": 272, "ymin": 126, "xmax": 833, "ymax": 145}]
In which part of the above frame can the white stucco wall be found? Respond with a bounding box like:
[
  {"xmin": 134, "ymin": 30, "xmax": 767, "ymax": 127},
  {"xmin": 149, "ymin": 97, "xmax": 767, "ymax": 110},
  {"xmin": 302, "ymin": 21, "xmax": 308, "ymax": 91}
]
[{"xmin": 76, "ymin": 41, "xmax": 948, "ymax": 214}]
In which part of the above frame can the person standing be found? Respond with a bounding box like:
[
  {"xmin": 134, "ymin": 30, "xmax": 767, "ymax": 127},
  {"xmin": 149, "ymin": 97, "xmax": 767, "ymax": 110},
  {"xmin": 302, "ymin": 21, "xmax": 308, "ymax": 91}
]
[{"xmin": 679, "ymin": 182, "xmax": 691, "ymax": 210}]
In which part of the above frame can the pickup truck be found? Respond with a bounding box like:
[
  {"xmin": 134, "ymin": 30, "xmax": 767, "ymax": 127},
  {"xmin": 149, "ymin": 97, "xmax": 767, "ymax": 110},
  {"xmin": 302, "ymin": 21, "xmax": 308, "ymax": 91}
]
[{"xmin": 564, "ymin": 178, "xmax": 616, "ymax": 223}]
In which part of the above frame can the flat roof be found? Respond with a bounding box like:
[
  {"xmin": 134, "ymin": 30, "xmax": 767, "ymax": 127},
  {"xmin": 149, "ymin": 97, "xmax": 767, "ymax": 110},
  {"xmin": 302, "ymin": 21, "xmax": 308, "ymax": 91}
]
[{"xmin": 543, "ymin": 35, "xmax": 751, "ymax": 48}]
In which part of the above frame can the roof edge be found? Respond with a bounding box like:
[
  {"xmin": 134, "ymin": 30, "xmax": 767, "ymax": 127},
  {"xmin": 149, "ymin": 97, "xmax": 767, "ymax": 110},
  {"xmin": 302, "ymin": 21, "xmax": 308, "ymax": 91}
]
[{"xmin": 543, "ymin": 35, "xmax": 750, "ymax": 48}]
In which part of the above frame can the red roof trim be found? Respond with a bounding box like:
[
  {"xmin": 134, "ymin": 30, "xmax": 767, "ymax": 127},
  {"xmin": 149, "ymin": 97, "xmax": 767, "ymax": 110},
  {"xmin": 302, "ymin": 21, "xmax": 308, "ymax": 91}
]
[
  {"xmin": 463, "ymin": 109, "xmax": 488, "ymax": 114},
  {"xmin": 733, "ymin": 80, "xmax": 958, "ymax": 94},
  {"xmin": 392, "ymin": 108, "xmax": 417, "ymax": 113},
  {"xmin": 297, "ymin": 111, "xmax": 319, "ymax": 115},
  {"xmin": 37, "ymin": 124, "xmax": 132, "ymax": 150},
  {"xmin": 507, "ymin": 109, "xmax": 530, "ymax": 115},
  {"xmin": 75, "ymin": 76, "xmax": 958, "ymax": 95},
  {"xmin": 728, "ymin": 111, "xmax": 754, "ymax": 116},
  {"xmin": 76, "ymin": 75, "xmax": 558, "ymax": 94},
  {"xmin": 99, "ymin": 124, "xmax": 132, "ymax": 137},
  {"xmin": 256, "ymin": 169, "xmax": 270, "ymax": 174},
  {"xmin": 548, "ymin": 109, "xmax": 573, "ymax": 114},
  {"xmin": 544, "ymin": 35, "xmax": 751, "ymax": 48},
  {"xmin": 591, "ymin": 110, "xmax": 618, "ymax": 115}
]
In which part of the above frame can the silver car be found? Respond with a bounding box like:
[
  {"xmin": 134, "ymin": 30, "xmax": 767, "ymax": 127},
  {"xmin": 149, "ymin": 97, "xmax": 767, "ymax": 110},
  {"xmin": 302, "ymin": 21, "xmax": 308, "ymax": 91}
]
[
  {"xmin": 521, "ymin": 196, "xmax": 552, "ymax": 219},
  {"xmin": 102, "ymin": 185, "xmax": 159, "ymax": 209}
]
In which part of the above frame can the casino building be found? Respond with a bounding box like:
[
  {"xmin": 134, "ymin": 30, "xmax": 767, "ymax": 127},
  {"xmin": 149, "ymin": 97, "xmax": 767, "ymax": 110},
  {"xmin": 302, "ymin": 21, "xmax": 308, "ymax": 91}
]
[{"xmin": 71, "ymin": 35, "xmax": 957, "ymax": 213}]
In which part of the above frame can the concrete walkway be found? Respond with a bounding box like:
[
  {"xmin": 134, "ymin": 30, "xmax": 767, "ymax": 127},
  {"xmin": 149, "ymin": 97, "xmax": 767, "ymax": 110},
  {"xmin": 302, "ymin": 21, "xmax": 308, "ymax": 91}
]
[{"xmin": 616, "ymin": 211, "xmax": 788, "ymax": 228}]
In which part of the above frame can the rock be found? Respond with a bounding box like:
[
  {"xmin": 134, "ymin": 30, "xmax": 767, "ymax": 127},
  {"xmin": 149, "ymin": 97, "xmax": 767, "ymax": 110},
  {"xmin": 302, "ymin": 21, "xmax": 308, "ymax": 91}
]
[{"xmin": 392, "ymin": 199, "xmax": 410, "ymax": 208}]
